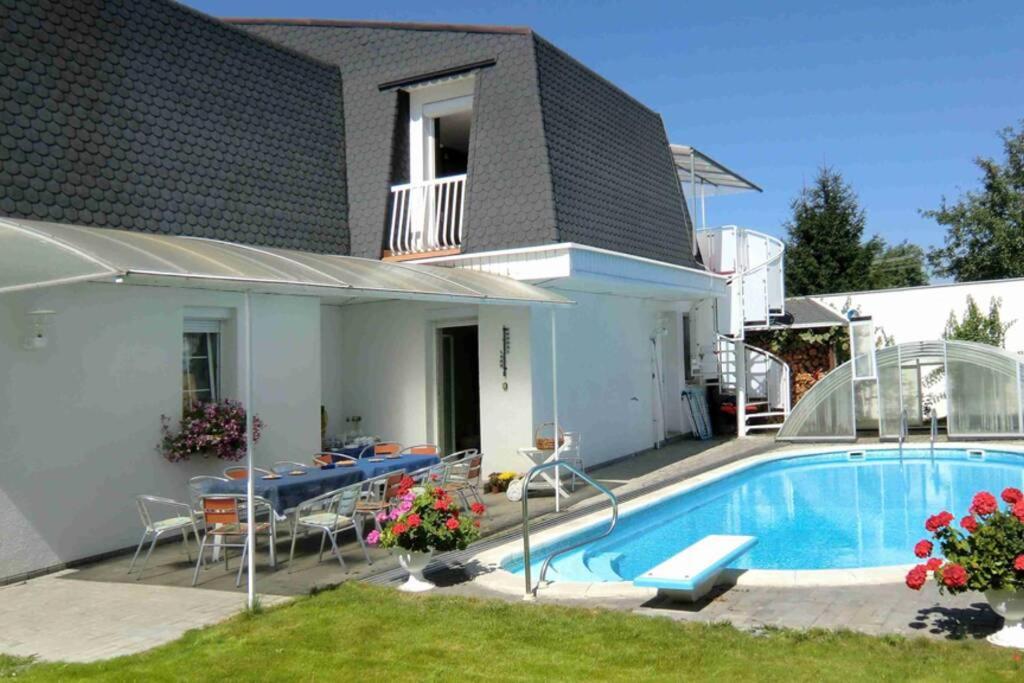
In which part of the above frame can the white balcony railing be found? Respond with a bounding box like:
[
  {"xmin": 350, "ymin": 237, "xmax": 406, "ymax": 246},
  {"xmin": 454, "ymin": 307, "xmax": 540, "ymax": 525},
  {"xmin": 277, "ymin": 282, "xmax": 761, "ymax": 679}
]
[{"xmin": 388, "ymin": 174, "xmax": 466, "ymax": 256}]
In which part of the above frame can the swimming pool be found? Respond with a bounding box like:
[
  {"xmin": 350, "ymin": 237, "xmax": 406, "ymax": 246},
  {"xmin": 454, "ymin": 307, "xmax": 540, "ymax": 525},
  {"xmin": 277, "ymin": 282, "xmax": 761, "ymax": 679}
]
[{"xmin": 502, "ymin": 448, "xmax": 1024, "ymax": 583}]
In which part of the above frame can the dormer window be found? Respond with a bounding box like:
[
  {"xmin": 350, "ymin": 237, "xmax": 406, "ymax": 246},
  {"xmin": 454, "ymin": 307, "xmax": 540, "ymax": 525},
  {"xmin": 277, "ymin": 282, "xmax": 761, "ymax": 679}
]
[{"xmin": 387, "ymin": 76, "xmax": 474, "ymax": 259}]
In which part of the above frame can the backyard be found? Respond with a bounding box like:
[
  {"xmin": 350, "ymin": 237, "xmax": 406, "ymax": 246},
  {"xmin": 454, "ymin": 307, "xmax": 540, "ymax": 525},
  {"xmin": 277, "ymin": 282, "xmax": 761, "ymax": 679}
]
[{"xmin": 2, "ymin": 582, "xmax": 1020, "ymax": 682}]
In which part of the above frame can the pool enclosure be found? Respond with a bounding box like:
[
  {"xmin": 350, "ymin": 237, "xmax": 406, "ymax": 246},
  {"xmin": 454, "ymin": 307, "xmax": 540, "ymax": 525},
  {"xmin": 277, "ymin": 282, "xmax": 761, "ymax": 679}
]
[{"xmin": 777, "ymin": 339, "xmax": 1024, "ymax": 441}]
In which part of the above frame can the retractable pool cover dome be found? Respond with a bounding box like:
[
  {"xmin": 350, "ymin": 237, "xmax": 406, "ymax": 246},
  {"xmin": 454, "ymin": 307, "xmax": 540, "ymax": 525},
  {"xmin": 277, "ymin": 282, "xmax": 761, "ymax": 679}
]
[{"xmin": 778, "ymin": 340, "xmax": 1024, "ymax": 441}]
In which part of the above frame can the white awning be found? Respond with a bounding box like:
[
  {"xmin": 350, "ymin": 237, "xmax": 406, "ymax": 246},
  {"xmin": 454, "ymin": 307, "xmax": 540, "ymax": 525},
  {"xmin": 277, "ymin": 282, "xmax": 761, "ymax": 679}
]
[
  {"xmin": 671, "ymin": 144, "xmax": 762, "ymax": 197},
  {"xmin": 0, "ymin": 218, "xmax": 572, "ymax": 306}
]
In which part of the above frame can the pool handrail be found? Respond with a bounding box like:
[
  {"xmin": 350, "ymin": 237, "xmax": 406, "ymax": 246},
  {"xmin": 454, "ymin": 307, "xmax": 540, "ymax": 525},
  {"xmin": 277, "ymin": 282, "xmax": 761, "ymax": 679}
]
[
  {"xmin": 898, "ymin": 407, "xmax": 909, "ymax": 465},
  {"xmin": 520, "ymin": 461, "xmax": 618, "ymax": 598},
  {"xmin": 929, "ymin": 410, "xmax": 939, "ymax": 463}
]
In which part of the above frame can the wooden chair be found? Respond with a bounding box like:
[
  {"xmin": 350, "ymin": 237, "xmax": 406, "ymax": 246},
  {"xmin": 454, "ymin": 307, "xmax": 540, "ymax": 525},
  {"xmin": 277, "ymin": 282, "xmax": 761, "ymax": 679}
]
[
  {"xmin": 444, "ymin": 454, "xmax": 484, "ymax": 507},
  {"xmin": 191, "ymin": 495, "xmax": 275, "ymax": 587},
  {"xmin": 441, "ymin": 448, "xmax": 478, "ymax": 465}
]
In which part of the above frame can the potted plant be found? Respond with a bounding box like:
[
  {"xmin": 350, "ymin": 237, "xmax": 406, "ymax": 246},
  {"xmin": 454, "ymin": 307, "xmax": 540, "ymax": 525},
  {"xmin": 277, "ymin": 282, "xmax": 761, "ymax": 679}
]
[
  {"xmin": 905, "ymin": 488, "xmax": 1024, "ymax": 647},
  {"xmin": 367, "ymin": 476, "xmax": 485, "ymax": 592},
  {"xmin": 159, "ymin": 400, "xmax": 263, "ymax": 463}
]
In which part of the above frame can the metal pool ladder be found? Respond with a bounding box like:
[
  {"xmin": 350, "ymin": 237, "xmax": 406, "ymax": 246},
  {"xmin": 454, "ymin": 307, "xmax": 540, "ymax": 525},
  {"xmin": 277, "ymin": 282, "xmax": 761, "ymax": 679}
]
[{"xmin": 520, "ymin": 461, "xmax": 618, "ymax": 599}]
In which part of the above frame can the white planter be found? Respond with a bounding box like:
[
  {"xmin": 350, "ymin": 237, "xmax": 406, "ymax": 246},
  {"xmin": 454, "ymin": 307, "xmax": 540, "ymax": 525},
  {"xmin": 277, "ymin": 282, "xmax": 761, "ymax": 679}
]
[
  {"xmin": 397, "ymin": 550, "xmax": 435, "ymax": 593},
  {"xmin": 985, "ymin": 589, "xmax": 1024, "ymax": 648}
]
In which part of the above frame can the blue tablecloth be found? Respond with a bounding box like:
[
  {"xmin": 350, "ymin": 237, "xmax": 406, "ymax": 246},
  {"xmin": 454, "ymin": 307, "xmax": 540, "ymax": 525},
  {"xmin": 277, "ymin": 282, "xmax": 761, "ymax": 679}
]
[{"xmin": 204, "ymin": 455, "xmax": 440, "ymax": 514}]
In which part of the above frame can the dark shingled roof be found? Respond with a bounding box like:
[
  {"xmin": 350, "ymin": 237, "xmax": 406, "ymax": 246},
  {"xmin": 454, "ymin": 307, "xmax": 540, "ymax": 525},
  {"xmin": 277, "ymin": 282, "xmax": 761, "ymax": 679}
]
[
  {"xmin": 234, "ymin": 20, "xmax": 698, "ymax": 268},
  {"xmin": 0, "ymin": 0, "xmax": 349, "ymax": 252},
  {"xmin": 783, "ymin": 297, "xmax": 847, "ymax": 328}
]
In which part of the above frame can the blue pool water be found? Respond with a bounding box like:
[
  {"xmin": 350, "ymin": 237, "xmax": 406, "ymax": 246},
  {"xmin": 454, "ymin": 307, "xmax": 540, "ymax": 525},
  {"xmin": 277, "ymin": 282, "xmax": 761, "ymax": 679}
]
[{"xmin": 503, "ymin": 449, "xmax": 1024, "ymax": 581}]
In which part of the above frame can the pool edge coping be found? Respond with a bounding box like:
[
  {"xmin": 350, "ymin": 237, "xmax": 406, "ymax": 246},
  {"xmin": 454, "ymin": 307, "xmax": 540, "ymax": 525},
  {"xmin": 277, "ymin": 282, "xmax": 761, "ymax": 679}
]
[{"xmin": 467, "ymin": 442, "xmax": 1024, "ymax": 598}]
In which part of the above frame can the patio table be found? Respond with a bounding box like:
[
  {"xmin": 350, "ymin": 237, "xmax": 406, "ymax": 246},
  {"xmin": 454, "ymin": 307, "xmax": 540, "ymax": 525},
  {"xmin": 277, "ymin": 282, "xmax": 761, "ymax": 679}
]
[{"xmin": 204, "ymin": 455, "xmax": 440, "ymax": 514}]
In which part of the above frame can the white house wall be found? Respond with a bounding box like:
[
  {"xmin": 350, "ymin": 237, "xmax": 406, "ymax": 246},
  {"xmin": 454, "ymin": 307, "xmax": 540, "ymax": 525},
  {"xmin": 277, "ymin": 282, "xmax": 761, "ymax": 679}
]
[
  {"xmin": 815, "ymin": 279, "xmax": 1024, "ymax": 353},
  {"xmin": 0, "ymin": 283, "xmax": 321, "ymax": 581},
  {"xmin": 530, "ymin": 289, "xmax": 673, "ymax": 469}
]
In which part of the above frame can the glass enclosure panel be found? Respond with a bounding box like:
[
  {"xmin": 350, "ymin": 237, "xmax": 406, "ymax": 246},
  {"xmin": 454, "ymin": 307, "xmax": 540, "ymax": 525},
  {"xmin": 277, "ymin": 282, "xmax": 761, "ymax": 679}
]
[
  {"xmin": 946, "ymin": 342, "xmax": 1021, "ymax": 436},
  {"xmin": 876, "ymin": 346, "xmax": 902, "ymax": 437},
  {"xmin": 850, "ymin": 319, "xmax": 876, "ymax": 380},
  {"xmin": 777, "ymin": 363, "xmax": 855, "ymax": 439}
]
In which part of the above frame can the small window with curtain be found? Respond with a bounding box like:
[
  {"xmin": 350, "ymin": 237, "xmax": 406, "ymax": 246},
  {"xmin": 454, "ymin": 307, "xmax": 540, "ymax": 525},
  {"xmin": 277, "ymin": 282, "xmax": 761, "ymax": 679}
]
[{"xmin": 183, "ymin": 319, "xmax": 221, "ymax": 409}]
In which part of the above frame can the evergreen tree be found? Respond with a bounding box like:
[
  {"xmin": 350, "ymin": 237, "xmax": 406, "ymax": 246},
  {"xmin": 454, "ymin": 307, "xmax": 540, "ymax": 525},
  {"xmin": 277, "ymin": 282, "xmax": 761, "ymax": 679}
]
[
  {"xmin": 926, "ymin": 121, "xmax": 1024, "ymax": 281},
  {"xmin": 784, "ymin": 167, "xmax": 875, "ymax": 295},
  {"xmin": 868, "ymin": 240, "xmax": 929, "ymax": 290}
]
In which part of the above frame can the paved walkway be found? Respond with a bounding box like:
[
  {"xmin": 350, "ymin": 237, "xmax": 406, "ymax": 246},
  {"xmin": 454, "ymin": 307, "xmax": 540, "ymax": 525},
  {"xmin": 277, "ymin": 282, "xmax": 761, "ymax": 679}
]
[
  {"xmin": 429, "ymin": 569, "xmax": 1001, "ymax": 641},
  {"xmin": 0, "ymin": 570, "xmax": 287, "ymax": 662}
]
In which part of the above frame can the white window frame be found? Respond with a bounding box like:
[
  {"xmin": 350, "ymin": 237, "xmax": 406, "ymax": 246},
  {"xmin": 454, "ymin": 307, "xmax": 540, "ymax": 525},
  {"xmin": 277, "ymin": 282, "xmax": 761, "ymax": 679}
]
[
  {"xmin": 183, "ymin": 318, "xmax": 222, "ymax": 408},
  {"xmin": 407, "ymin": 76, "xmax": 475, "ymax": 185}
]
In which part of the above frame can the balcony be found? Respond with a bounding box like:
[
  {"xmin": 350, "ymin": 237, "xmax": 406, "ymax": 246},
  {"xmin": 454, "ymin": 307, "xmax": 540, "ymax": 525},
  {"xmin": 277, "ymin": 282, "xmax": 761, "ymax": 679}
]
[{"xmin": 384, "ymin": 174, "xmax": 466, "ymax": 261}]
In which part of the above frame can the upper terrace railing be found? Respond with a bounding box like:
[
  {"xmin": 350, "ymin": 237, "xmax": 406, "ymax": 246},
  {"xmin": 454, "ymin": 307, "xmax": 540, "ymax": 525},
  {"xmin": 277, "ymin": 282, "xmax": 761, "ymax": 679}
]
[{"xmin": 388, "ymin": 174, "xmax": 466, "ymax": 257}]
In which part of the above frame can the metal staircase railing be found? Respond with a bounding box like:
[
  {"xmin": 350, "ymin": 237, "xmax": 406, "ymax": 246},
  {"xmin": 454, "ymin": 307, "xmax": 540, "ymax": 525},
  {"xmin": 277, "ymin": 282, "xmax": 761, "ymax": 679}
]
[
  {"xmin": 520, "ymin": 461, "xmax": 618, "ymax": 598},
  {"xmin": 714, "ymin": 334, "xmax": 791, "ymax": 433}
]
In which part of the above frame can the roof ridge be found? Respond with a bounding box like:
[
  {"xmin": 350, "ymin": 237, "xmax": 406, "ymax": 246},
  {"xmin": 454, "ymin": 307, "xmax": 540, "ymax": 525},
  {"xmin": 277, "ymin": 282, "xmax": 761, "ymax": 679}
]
[{"xmin": 223, "ymin": 17, "xmax": 533, "ymax": 36}]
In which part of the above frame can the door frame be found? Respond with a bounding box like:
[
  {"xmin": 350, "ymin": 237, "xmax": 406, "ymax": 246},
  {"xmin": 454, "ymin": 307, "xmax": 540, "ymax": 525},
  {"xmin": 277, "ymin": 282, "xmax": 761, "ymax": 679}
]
[{"xmin": 428, "ymin": 318, "xmax": 479, "ymax": 451}]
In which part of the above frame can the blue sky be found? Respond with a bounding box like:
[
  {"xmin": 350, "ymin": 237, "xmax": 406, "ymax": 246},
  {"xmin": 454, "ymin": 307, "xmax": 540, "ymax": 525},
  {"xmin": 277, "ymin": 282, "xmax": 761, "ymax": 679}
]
[{"xmin": 191, "ymin": 0, "xmax": 1024, "ymax": 251}]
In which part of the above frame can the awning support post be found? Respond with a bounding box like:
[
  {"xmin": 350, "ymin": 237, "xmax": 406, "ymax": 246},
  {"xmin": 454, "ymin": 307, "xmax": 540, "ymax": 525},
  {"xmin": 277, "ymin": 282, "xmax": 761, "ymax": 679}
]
[
  {"xmin": 244, "ymin": 290, "xmax": 256, "ymax": 609},
  {"xmin": 551, "ymin": 306, "xmax": 560, "ymax": 513}
]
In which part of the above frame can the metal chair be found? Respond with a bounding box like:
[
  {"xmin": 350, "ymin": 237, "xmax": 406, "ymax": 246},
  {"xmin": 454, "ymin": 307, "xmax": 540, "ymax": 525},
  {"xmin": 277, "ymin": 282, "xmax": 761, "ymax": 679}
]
[
  {"xmin": 408, "ymin": 461, "xmax": 450, "ymax": 487},
  {"xmin": 187, "ymin": 475, "xmax": 228, "ymax": 520},
  {"xmin": 223, "ymin": 465, "xmax": 273, "ymax": 479},
  {"xmin": 355, "ymin": 470, "xmax": 406, "ymax": 531},
  {"xmin": 444, "ymin": 454, "xmax": 484, "ymax": 507},
  {"xmin": 398, "ymin": 443, "xmax": 441, "ymax": 457},
  {"xmin": 288, "ymin": 482, "xmax": 370, "ymax": 571},
  {"xmin": 271, "ymin": 461, "xmax": 309, "ymax": 474},
  {"xmin": 357, "ymin": 441, "xmax": 402, "ymax": 458},
  {"xmin": 128, "ymin": 495, "xmax": 201, "ymax": 580},
  {"xmin": 191, "ymin": 494, "xmax": 276, "ymax": 587},
  {"xmin": 441, "ymin": 448, "xmax": 478, "ymax": 465},
  {"xmin": 313, "ymin": 452, "xmax": 356, "ymax": 467}
]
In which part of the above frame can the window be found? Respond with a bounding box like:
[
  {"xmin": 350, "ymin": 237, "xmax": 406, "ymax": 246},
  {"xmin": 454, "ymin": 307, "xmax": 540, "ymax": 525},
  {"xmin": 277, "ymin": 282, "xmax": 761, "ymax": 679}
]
[{"xmin": 183, "ymin": 319, "xmax": 221, "ymax": 409}]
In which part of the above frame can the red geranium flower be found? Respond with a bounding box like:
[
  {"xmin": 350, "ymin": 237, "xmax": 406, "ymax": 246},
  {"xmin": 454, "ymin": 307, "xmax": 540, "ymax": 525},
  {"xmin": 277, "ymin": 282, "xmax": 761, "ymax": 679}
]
[
  {"xmin": 1014, "ymin": 555, "xmax": 1024, "ymax": 572},
  {"xmin": 970, "ymin": 491, "xmax": 998, "ymax": 516},
  {"xmin": 1014, "ymin": 500, "xmax": 1024, "ymax": 523},
  {"xmin": 1002, "ymin": 487, "xmax": 1023, "ymax": 504},
  {"xmin": 470, "ymin": 502, "xmax": 486, "ymax": 515},
  {"xmin": 397, "ymin": 476, "xmax": 415, "ymax": 494},
  {"xmin": 434, "ymin": 498, "xmax": 449, "ymax": 511},
  {"xmin": 905, "ymin": 564, "xmax": 928, "ymax": 590},
  {"xmin": 960, "ymin": 515, "xmax": 978, "ymax": 533},
  {"xmin": 445, "ymin": 517, "xmax": 460, "ymax": 530},
  {"xmin": 407, "ymin": 513, "xmax": 421, "ymax": 528},
  {"xmin": 914, "ymin": 540, "xmax": 933, "ymax": 558},
  {"xmin": 926, "ymin": 557, "xmax": 943, "ymax": 571},
  {"xmin": 942, "ymin": 563, "xmax": 968, "ymax": 588},
  {"xmin": 392, "ymin": 522, "xmax": 408, "ymax": 534},
  {"xmin": 925, "ymin": 511, "xmax": 954, "ymax": 532}
]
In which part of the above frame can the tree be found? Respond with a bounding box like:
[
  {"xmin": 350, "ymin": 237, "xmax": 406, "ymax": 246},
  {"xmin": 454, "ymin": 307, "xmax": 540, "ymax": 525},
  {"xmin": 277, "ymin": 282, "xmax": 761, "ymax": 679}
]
[
  {"xmin": 943, "ymin": 295, "xmax": 1013, "ymax": 348},
  {"xmin": 784, "ymin": 167, "xmax": 874, "ymax": 295},
  {"xmin": 784, "ymin": 167, "xmax": 928, "ymax": 294},
  {"xmin": 867, "ymin": 240, "xmax": 929, "ymax": 289},
  {"xmin": 926, "ymin": 121, "xmax": 1024, "ymax": 281}
]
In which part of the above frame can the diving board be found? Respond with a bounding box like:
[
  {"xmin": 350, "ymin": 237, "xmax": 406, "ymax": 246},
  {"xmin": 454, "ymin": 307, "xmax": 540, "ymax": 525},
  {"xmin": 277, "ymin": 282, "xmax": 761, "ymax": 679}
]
[{"xmin": 633, "ymin": 535, "xmax": 757, "ymax": 602}]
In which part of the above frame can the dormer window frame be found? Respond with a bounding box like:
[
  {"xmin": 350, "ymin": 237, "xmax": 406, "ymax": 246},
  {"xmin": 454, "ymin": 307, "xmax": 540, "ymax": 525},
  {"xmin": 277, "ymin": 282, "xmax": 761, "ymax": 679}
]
[{"xmin": 407, "ymin": 75, "xmax": 475, "ymax": 185}]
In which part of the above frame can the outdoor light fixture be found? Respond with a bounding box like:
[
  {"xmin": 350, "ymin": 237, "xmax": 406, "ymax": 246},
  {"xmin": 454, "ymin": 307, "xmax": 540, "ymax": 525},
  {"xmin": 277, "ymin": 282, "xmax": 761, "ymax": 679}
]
[{"xmin": 23, "ymin": 309, "xmax": 55, "ymax": 350}]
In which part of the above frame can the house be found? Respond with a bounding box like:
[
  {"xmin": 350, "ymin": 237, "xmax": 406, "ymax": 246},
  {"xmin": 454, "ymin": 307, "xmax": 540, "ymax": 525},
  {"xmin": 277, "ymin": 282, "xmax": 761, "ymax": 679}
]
[{"xmin": 0, "ymin": 0, "xmax": 783, "ymax": 582}]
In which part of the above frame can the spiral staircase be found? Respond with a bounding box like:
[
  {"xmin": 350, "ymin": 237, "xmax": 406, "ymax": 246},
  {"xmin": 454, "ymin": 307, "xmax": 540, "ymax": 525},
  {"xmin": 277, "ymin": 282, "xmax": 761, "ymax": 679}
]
[{"xmin": 695, "ymin": 226, "xmax": 791, "ymax": 435}]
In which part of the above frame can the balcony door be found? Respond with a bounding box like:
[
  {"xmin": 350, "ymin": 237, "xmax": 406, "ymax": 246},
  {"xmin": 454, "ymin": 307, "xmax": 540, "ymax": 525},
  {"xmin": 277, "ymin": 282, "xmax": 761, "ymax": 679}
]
[{"xmin": 393, "ymin": 78, "xmax": 474, "ymax": 256}]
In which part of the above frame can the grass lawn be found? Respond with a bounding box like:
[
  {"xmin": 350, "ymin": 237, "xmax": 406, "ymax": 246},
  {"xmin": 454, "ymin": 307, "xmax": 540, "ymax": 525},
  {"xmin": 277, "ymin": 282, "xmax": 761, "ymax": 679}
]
[{"xmin": 2, "ymin": 583, "xmax": 1022, "ymax": 681}]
